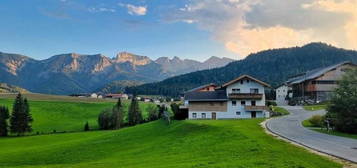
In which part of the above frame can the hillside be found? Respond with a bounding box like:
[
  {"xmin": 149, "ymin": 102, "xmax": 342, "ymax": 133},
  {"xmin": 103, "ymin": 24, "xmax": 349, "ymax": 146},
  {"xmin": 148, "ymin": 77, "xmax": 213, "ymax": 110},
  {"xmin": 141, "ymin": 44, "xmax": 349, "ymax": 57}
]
[
  {"xmin": 0, "ymin": 83, "xmax": 29, "ymax": 93},
  {"xmin": 127, "ymin": 43, "xmax": 357, "ymax": 97},
  {"xmin": 95, "ymin": 80, "xmax": 144, "ymax": 94},
  {"xmin": 0, "ymin": 95, "xmax": 152, "ymax": 134},
  {"xmin": 0, "ymin": 120, "xmax": 340, "ymax": 168},
  {"xmin": 0, "ymin": 52, "xmax": 233, "ymax": 95}
]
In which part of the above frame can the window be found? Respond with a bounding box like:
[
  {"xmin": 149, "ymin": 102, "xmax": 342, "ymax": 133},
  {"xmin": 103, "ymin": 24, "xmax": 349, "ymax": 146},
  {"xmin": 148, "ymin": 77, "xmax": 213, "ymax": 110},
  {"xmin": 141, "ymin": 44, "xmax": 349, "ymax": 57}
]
[
  {"xmin": 241, "ymin": 101, "xmax": 246, "ymax": 105},
  {"xmin": 236, "ymin": 111, "xmax": 241, "ymax": 115},
  {"xmin": 240, "ymin": 80, "xmax": 243, "ymax": 84},
  {"xmin": 202, "ymin": 113, "xmax": 206, "ymax": 119},
  {"xmin": 232, "ymin": 101, "xmax": 236, "ymax": 106},
  {"xmin": 232, "ymin": 88, "xmax": 240, "ymax": 93},
  {"xmin": 251, "ymin": 101, "xmax": 256, "ymax": 106},
  {"xmin": 247, "ymin": 79, "xmax": 250, "ymax": 83},
  {"xmin": 250, "ymin": 88, "xmax": 259, "ymax": 94},
  {"xmin": 192, "ymin": 113, "xmax": 197, "ymax": 119}
]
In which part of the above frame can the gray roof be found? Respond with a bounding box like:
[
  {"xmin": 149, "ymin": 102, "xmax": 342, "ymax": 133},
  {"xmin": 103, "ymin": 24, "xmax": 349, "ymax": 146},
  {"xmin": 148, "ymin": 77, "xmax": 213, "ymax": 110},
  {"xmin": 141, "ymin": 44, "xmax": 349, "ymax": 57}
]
[
  {"xmin": 184, "ymin": 90, "xmax": 227, "ymax": 101},
  {"xmin": 287, "ymin": 61, "xmax": 353, "ymax": 85}
]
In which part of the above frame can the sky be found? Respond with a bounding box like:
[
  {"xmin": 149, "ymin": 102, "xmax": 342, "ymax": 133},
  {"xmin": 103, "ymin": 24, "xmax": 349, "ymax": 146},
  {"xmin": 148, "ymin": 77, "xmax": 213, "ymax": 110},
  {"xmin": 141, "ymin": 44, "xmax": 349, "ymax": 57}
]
[{"xmin": 0, "ymin": 0, "xmax": 356, "ymax": 61}]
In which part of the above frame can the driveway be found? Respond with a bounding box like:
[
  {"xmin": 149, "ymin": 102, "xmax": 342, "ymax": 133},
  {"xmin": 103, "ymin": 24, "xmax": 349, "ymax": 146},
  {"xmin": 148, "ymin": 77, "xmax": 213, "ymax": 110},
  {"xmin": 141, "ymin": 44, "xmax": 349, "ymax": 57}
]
[{"xmin": 266, "ymin": 106, "xmax": 357, "ymax": 163}]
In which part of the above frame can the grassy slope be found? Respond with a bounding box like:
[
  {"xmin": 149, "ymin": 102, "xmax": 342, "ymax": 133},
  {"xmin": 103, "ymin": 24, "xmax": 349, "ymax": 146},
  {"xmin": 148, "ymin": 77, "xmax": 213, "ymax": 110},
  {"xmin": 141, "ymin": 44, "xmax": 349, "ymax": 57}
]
[
  {"xmin": 271, "ymin": 106, "xmax": 289, "ymax": 115},
  {"xmin": 0, "ymin": 120, "xmax": 341, "ymax": 168},
  {"xmin": 0, "ymin": 96, "xmax": 152, "ymax": 134},
  {"xmin": 302, "ymin": 120, "xmax": 357, "ymax": 140},
  {"xmin": 303, "ymin": 105, "xmax": 327, "ymax": 111}
]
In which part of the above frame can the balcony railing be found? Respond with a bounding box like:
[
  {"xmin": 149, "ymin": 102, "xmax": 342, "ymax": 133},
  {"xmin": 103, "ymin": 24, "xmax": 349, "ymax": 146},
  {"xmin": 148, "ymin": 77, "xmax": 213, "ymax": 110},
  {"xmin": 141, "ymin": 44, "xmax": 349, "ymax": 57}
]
[
  {"xmin": 228, "ymin": 93, "xmax": 263, "ymax": 99},
  {"xmin": 245, "ymin": 106, "xmax": 267, "ymax": 111}
]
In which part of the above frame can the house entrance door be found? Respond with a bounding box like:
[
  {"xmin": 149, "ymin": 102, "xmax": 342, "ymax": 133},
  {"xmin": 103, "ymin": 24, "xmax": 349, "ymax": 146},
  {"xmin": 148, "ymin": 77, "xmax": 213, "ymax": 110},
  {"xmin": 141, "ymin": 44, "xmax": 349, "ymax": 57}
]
[
  {"xmin": 212, "ymin": 112, "xmax": 216, "ymax": 120},
  {"xmin": 251, "ymin": 111, "xmax": 256, "ymax": 118}
]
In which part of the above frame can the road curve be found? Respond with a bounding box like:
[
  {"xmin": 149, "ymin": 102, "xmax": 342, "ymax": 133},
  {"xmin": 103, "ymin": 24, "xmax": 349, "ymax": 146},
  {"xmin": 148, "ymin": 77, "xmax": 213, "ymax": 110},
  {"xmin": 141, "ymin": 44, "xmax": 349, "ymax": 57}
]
[{"xmin": 266, "ymin": 106, "xmax": 357, "ymax": 163}]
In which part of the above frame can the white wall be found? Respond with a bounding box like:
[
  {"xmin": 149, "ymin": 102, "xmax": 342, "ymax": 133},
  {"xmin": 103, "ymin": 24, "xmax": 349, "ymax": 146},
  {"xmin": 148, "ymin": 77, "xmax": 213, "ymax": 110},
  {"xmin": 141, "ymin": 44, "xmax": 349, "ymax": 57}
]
[
  {"xmin": 276, "ymin": 85, "xmax": 289, "ymax": 105},
  {"xmin": 225, "ymin": 79, "xmax": 266, "ymax": 119}
]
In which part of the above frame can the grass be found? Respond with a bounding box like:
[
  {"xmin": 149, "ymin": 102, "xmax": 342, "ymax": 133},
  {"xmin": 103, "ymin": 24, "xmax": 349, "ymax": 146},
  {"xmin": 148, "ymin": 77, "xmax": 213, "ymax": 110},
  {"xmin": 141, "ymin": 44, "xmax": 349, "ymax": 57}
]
[
  {"xmin": 0, "ymin": 96, "xmax": 153, "ymax": 134},
  {"xmin": 271, "ymin": 106, "xmax": 290, "ymax": 116},
  {"xmin": 303, "ymin": 105, "xmax": 327, "ymax": 111},
  {"xmin": 0, "ymin": 119, "xmax": 341, "ymax": 168},
  {"xmin": 302, "ymin": 119, "xmax": 357, "ymax": 140}
]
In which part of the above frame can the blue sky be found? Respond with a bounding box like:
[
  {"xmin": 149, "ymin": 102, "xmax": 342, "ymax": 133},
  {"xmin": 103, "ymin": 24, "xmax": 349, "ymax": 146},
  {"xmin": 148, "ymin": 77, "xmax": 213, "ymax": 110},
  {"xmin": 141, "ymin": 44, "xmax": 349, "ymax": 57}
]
[
  {"xmin": 0, "ymin": 0, "xmax": 236, "ymax": 61},
  {"xmin": 1, "ymin": 0, "xmax": 356, "ymax": 61}
]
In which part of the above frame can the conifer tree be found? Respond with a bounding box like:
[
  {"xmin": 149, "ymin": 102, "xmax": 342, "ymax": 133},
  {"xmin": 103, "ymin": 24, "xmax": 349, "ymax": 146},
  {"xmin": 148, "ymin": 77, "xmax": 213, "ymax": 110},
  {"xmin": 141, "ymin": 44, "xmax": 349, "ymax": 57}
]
[
  {"xmin": 112, "ymin": 98, "xmax": 124, "ymax": 129},
  {"xmin": 0, "ymin": 106, "xmax": 10, "ymax": 136},
  {"xmin": 128, "ymin": 96, "xmax": 142, "ymax": 126},
  {"xmin": 10, "ymin": 93, "xmax": 33, "ymax": 136}
]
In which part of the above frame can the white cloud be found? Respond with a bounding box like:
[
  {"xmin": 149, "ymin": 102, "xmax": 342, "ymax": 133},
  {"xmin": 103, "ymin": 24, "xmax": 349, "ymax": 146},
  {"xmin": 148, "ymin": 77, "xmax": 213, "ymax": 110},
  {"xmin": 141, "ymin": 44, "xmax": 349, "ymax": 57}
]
[
  {"xmin": 88, "ymin": 7, "xmax": 116, "ymax": 13},
  {"xmin": 119, "ymin": 3, "xmax": 147, "ymax": 16},
  {"xmin": 168, "ymin": 0, "xmax": 357, "ymax": 59}
]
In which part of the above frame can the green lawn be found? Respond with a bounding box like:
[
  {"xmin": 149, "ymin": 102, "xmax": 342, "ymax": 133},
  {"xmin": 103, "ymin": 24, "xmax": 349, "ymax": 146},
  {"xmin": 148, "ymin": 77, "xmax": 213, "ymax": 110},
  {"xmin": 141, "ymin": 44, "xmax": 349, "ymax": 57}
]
[
  {"xmin": 0, "ymin": 97, "xmax": 152, "ymax": 134},
  {"xmin": 0, "ymin": 119, "xmax": 341, "ymax": 168},
  {"xmin": 302, "ymin": 120, "xmax": 357, "ymax": 140},
  {"xmin": 303, "ymin": 105, "xmax": 327, "ymax": 111},
  {"xmin": 271, "ymin": 106, "xmax": 289, "ymax": 116}
]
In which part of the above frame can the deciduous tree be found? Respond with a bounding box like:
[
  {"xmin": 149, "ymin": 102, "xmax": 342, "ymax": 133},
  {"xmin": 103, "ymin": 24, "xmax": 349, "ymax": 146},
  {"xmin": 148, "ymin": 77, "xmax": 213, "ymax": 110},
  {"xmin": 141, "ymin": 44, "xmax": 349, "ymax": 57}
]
[{"xmin": 327, "ymin": 68, "xmax": 357, "ymax": 133}]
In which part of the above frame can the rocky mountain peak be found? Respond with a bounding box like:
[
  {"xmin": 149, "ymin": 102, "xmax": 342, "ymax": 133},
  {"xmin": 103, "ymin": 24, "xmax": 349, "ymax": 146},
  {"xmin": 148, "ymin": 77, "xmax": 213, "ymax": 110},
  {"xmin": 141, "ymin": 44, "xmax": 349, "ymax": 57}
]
[{"xmin": 114, "ymin": 52, "xmax": 152, "ymax": 65}]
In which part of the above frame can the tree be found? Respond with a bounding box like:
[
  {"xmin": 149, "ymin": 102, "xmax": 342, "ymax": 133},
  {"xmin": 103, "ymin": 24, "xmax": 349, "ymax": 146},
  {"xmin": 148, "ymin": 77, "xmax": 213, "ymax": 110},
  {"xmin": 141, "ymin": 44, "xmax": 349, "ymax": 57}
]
[
  {"xmin": 112, "ymin": 98, "xmax": 124, "ymax": 129},
  {"xmin": 158, "ymin": 104, "xmax": 166, "ymax": 119},
  {"xmin": 98, "ymin": 108, "xmax": 113, "ymax": 130},
  {"xmin": 147, "ymin": 104, "xmax": 159, "ymax": 121},
  {"xmin": 128, "ymin": 96, "xmax": 142, "ymax": 126},
  {"xmin": 171, "ymin": 103, "xmax": 187, "ymax": 120},
  {"xmin": 84, "ymin": 121, "xmax": 90, "ymax": 131},
  {"xmin": 327, "ymin": 68, "xmax": 357, "ymax": 134},
  {"xmin": 0, "ymin": 106, "xmax": 10, "ymax": 136},
  {"xmin": 10, "ymin": 93, "xmax": 33, "ymax": 136}
]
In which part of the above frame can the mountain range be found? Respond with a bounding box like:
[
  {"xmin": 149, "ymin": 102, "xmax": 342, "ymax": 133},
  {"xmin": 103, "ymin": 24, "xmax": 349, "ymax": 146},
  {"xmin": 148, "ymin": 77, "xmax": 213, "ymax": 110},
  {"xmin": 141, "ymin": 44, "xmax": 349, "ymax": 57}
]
[
  {"xmin": 0, "ymin": 51, "xmax": 234, "ymax": 94},
  {"xmin": 126, "ymin": 43, "xmax": 357, "ymax": 97}
]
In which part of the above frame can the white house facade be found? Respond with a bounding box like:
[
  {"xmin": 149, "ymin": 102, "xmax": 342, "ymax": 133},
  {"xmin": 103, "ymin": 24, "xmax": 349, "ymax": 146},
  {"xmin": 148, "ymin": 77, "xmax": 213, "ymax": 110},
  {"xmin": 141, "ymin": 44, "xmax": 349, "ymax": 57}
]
[
  {"xmin": 275, "ymin": 84, "xmax": 290, "ymax": 105},
  {"xmin": 184, "ymin": 75, "xmax": 271, "ymax": 120}
]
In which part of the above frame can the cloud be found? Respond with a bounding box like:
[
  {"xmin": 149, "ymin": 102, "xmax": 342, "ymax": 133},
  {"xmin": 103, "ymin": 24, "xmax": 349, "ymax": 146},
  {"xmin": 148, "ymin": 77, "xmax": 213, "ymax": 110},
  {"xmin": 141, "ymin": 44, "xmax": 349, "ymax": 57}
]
[
  {"xmin": 168, "ymin": 0, "xmax": 357, "ymax": 58},
  {"xmin": 88, "ymin": 7, "xmax": 116, "ymax": 13},
  {"xmin": 119, "ymin": 3, "xmax": 147, "ymax": 16}
]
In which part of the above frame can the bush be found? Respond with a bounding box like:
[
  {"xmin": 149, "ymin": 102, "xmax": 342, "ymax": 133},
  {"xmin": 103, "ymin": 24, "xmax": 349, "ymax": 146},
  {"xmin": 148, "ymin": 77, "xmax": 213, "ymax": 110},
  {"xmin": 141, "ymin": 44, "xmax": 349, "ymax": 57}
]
[
  {"xmin": 308, "ymin": 115, "xmax": 325, "ymax": 127},
  {"xmin": 98, "ymin": 108, "xmax": 113, "ymax": 130},
  {"xmin": 266, "ymin": 101, "xmax": 277, "ymax": 106},
  {"xmin": 171, "ymin": 103, "xmax": 187, "ymax": 120}
]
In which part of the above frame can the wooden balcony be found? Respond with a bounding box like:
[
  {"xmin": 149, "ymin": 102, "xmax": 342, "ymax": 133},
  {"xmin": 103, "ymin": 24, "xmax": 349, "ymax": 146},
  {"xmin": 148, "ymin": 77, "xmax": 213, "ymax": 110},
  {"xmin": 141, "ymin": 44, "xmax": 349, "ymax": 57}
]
[
  {"xmin": 245, "ymin": 106, "xmax": 267, "ymax": 111},
  {"xmin": 228, "ymin": 93, "xmax": 263, "ymax": 99}
]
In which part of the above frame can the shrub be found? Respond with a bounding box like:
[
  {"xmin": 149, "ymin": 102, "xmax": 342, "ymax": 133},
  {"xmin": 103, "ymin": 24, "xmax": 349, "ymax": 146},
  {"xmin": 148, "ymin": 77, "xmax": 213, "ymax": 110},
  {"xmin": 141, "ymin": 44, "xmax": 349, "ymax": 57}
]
[
  {"xmin": 266, "ymin": 101, "xmax": 277, "ymax": 106},
  {"xmin": 308, "ymin": 115, "xmax": 325, "ymax": 127},
  {"xmin": 84, "ymin": 121, "xmax": 89, "ymax": 131},
  {"xmin": 171, "ymin": 103, "xmax": 187, "ymax": 120}
]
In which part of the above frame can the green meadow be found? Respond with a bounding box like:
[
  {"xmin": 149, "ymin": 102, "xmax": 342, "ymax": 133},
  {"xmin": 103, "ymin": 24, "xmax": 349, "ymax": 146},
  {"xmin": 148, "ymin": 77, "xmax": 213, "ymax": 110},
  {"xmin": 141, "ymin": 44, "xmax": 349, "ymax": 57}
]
[
  {"xmin": 0, "ymin": 94, "xmax": 341, "ymax": 168},
  {"xmin": 0, "ymin": 120, "xmax": 341, "ymax": 168},
  {"xmin": 0, "ymin": 94, "xmax": 152, "ymax": 134}
]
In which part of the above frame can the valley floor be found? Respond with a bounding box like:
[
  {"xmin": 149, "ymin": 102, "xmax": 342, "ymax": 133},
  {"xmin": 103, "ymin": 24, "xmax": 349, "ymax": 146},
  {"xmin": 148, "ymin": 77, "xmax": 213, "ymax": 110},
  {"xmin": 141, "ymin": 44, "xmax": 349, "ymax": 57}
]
[{"xmin": 0, "ymin": 119, "xmax": 341, "ymax": 168}]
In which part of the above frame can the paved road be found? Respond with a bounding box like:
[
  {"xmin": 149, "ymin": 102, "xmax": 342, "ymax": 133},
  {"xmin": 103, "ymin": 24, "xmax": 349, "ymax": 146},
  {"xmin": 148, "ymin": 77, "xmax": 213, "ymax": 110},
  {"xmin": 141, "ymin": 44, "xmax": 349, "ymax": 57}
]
[{"xmin": 266, "ymin": 106, "xmax": 357, "ymax": 163}]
